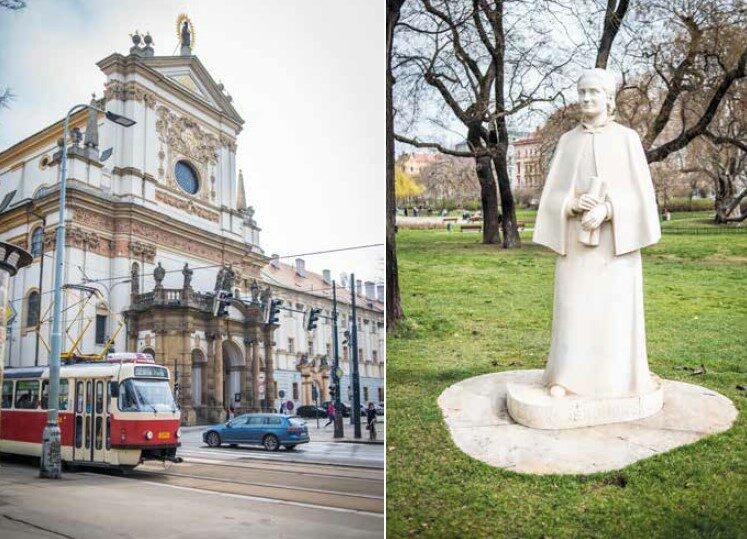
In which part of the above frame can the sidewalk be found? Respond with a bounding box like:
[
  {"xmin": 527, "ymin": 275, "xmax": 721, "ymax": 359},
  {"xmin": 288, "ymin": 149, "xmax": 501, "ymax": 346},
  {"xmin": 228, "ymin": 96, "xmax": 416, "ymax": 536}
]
[{"xmin": 181, "ymin": 417, "xmax": 386, "ymax": 444}]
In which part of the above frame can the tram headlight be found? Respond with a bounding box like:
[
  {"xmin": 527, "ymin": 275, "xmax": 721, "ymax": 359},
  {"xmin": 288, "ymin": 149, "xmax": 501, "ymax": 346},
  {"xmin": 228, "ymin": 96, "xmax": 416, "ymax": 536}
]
[
  {"xmin": 176, "ymin": 428, "xmax": 182, "ymax": 438},
  {"xmin": 145, "ymin": 430, "xmax": 154, "ymax": 440}
]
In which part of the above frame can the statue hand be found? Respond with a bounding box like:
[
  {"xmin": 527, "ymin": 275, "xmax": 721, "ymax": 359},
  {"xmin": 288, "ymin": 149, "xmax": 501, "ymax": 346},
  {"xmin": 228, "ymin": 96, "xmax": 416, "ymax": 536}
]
[
  {"xmin": 581, "ymin": 204, "xmax": 607, "ymax": 230},
  {"xmin": 574, "ymin": 194, "xmax": 600, "ymax": 212}
]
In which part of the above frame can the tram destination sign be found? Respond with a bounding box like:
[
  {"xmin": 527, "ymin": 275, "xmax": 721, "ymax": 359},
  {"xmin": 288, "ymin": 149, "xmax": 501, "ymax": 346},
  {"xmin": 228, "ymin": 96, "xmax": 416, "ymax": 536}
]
[{"xmin": 134, "ymin": 366, "xmax": 168, "ymax": 378}]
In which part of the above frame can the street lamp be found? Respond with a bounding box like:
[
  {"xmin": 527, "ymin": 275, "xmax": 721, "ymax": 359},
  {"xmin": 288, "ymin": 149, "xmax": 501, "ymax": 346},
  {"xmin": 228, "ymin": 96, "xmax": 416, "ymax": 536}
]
[{"xmin": 40, "ymin": 103, "xmax": 135, "ymax": 479}]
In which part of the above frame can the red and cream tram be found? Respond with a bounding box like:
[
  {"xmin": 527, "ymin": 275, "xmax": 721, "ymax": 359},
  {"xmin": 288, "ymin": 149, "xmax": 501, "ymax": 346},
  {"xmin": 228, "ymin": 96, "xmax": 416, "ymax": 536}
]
[{"xmin": 1, "ymin": 353, "xmax": 181, "ymax": 470}]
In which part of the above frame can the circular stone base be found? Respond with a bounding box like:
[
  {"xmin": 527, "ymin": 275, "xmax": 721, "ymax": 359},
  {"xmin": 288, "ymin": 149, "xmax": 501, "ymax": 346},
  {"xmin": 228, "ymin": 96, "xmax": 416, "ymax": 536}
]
[
  {"xmin": 437, "ymin": 369, "xmax": 737, "ymax": 475},
  {"xmin": 506, "ymin": 373, "xmax": 663, "ymax": 429}
]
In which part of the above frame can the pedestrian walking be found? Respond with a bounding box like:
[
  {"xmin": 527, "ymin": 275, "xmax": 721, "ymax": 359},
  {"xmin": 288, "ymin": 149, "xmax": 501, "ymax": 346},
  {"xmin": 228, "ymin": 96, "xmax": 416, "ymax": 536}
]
[
  {"xmin": 366, "ymin": 402, "xmax": 377, "ymax": 441},
  {"xmin": 228, "ymin": 404, "xmax": 235, "ymax": 420},
  {"xmin": 324, "ymin": 402, "xmax": 336, "ymax": 427}
]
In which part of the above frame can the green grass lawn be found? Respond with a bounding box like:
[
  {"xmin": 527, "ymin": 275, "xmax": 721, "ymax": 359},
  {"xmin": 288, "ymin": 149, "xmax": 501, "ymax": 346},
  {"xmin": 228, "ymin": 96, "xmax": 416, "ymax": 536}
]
[{"xmin": 387, "ymin": 229, "xmax": 747, "ymax": 538}]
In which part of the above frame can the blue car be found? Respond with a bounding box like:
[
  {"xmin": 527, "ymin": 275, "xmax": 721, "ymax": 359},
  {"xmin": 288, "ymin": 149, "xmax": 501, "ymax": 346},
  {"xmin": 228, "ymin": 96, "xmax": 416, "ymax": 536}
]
[{"xmin": 202, "ymin": 414, "xmax": 309, "ymax": 451}]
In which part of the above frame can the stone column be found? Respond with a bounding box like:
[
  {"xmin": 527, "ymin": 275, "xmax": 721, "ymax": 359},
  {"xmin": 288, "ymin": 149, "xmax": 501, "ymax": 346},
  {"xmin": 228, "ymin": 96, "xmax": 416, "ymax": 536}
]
[
  {"xmin": 302, "ymin": 374, "xmax": 312, "ymax": 405},
  {"xmin": 252, "ymin": 340, "xmax": 260, "ymax": 411},
  {"xmin": 264, "ymin": 335, "xmax": 277, "ymax": 412},
  {"xmin": 243, "ymin": 337, "xmax": 254, "ymax": 413},
  {"xmin": 212, "ymin": 335, "xmax": 224, "ymax": 421}
]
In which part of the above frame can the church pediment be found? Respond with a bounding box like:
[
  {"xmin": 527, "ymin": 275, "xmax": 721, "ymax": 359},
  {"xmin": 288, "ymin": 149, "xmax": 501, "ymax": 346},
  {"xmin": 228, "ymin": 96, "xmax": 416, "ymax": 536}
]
[{"xmin": 97, "ymin": 53, "xmax": 244, "ymax": 127}]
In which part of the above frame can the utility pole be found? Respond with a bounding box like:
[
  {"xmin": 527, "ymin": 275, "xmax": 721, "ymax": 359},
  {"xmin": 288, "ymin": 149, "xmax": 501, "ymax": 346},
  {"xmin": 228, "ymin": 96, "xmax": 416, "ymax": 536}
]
[
  {"xmin": 332, "ymin": 281, "xmax": 344, "ymax": 438},
  {"xmin": 350, "ymin": 274, "xmax": 361, "ymax": 439}
]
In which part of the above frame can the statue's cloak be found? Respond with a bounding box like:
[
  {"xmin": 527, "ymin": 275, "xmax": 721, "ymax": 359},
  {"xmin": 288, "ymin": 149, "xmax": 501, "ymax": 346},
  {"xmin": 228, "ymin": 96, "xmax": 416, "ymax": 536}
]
[{"xmin": 533, "ymin": 122, "xmax": 660, "ymax": 256}]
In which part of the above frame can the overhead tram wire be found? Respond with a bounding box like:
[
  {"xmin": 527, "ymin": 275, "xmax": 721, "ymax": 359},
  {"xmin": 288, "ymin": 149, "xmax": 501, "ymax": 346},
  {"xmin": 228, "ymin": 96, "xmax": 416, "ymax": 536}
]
[{"xmin": 77, "ymin": 243, "xmax": 385, "ymax": 285}]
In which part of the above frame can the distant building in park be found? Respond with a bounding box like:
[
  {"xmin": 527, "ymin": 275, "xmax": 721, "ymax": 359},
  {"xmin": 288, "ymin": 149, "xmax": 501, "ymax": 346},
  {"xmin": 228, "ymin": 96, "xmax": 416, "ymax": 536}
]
[
  {"xmin": 0, "ymin": 20, "xmax": 382, "ymax": 425},
  {"xmin": 397, "ymin": 152, "xmax": 444, "ymax": 178},
  {"xmin": 511, "ymin": 130, "xmax": 543, "ymax": 190}
]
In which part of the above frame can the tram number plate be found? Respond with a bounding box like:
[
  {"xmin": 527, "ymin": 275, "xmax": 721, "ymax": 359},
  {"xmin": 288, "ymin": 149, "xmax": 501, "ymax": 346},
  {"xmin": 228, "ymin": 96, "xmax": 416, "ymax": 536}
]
[{"xmin": 157, "ymin": 432, "xmax": 170, "ymax": 440}]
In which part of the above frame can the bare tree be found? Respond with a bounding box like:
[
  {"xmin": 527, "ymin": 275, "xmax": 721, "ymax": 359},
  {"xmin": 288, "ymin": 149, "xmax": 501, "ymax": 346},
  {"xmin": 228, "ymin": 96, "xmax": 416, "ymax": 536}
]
[
  {"xmin": 394, "ymin": 0, "xmax": 575, "ymax": 247},
  {"xmin": 387, "ymin": 0, "xmax": 406, "ymax": 332},
  {"xmin": 0, "ymin": 0, "xmax": 26, "ymax": 109}
]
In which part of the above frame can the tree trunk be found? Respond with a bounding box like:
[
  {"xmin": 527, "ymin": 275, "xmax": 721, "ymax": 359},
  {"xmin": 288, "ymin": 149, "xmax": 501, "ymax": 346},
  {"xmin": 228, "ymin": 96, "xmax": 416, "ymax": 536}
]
[
  {"xmin": 468, "ymin": 127, "xmax": 501, "ymax": 244},
  {"xmin": 476, "ymin": 155, "xmax": 502, "ymax": 244},
  {"xmin": 386, "ymin": 0, "xmax": 405, "ymax": 332},
  {"xmin": 490, "ymin": 1, "xmax": 521, "ymax": 248}
]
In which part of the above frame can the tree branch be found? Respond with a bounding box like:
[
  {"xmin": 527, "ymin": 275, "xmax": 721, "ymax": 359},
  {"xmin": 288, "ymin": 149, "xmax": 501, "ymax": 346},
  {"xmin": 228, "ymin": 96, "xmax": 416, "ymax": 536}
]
[
  {"xmin": 595, "ymin": 0, "xmax": 629, "ymax": 69},
  {"xmin": 394, "ymin": 133, "xmax": 492, "ymax": 158}
]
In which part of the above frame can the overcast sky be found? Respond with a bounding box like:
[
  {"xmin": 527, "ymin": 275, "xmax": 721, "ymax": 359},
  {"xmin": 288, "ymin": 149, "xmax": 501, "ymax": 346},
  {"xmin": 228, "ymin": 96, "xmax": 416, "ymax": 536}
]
[{"xmin": 0, "ymin": 0, "xmax": 384, "ymax": 287}]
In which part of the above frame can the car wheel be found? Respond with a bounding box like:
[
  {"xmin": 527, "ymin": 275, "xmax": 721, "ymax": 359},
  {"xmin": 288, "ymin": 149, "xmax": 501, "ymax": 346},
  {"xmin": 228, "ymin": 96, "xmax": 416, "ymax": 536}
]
[
  {"xmin": 263, "ymin": 434, "xmax": 279, "ymax": 452},
  {"xmin": 206, "ymin": 431, "xmax": 221, "ymax": 447},
  {"xmin": 285, "ymin": 444, "xmax": 297, "ymax": 451}
]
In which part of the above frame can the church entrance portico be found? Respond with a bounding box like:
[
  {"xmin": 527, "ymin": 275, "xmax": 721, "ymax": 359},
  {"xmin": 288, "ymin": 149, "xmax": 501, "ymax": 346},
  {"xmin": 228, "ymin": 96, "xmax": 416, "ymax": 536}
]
[{"xmin": 222, "ymin": 339, "xmax": 244, "ymax": 411}]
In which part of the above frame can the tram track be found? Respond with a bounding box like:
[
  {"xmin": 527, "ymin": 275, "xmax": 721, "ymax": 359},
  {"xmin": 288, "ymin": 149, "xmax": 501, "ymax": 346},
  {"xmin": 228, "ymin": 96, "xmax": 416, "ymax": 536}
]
[{"xmin": 121, "ymin": 458, "xmax": 385, "ymax": 514}]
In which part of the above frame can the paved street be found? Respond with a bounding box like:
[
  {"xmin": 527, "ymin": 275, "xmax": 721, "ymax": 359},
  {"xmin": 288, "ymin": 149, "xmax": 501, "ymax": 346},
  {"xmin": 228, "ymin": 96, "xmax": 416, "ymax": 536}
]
[{"xmin": 0, "ymin": 455, "xmax": 384, "ymax": 538}]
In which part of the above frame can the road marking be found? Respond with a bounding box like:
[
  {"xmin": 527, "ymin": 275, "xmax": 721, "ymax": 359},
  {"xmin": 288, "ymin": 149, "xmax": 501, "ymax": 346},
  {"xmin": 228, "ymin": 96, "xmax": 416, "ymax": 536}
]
[{"xmin": 116, "ymin": 477, "xmax": 385, "ymax": 518}]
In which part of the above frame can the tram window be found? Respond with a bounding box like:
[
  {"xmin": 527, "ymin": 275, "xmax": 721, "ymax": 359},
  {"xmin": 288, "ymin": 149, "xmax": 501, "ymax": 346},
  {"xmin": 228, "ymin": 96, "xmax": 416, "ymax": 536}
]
[
  {"xmin": 2, "ymin": 380, "xmax": 13, "ymax": 408},
  {"xmin": 95, "ymin": 417, "xmax": 103, "ymax": 450},
  {"xmin": 86, "ymin": 381, "xmax": 92, "ymax": 414},
  {"xmin": 14, "ymin": 380, "xmax": 39, "ymax": 409},
  {"xmin": 85, "ymin": 416, "xmax": 91, "ymax": 448},
  {"xmin": 96, "ymin": 381, "xmax": 104, "ymax": 414},
  {"xmin": 41, "ymin": 380, "xmax": 69, "ymax": 410},
  {"xmin": 75, "ymin": 416, "xmax": 83, "ymax": 448},
  {"xmin": 76, "ymin": 381, "xmax": 84, "ymax": 413}
]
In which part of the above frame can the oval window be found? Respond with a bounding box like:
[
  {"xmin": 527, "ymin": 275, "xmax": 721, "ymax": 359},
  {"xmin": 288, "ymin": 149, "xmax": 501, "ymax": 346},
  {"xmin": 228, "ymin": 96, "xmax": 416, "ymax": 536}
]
[{"xmin": 174, "ymin": 160, "xmax": 199, "ymax": 194}]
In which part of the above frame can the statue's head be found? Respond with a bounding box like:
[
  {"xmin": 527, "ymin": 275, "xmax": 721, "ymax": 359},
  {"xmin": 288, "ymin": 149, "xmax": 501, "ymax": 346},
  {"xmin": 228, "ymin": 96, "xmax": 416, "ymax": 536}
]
[{"xmin": 577, "ymin": 68, "xmax": 617, "ymax": 118}]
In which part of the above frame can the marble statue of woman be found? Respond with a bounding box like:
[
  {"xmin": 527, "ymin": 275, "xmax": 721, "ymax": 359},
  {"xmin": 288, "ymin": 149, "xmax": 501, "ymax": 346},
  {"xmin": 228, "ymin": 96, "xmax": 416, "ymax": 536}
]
[{"xmin": 533, "ymin": 68, "xmax": 661, "ymax": 399}]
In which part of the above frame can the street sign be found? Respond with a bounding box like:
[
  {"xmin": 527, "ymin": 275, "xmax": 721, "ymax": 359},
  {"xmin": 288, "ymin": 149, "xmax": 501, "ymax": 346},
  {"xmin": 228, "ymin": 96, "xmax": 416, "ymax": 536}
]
[
  {"xmin": 286, "ymin": 400, "xmax": 294, "ymax": 411},
  {"xmin": 279, "ymin": 390, "xmax": 285, "ymax": 399}
]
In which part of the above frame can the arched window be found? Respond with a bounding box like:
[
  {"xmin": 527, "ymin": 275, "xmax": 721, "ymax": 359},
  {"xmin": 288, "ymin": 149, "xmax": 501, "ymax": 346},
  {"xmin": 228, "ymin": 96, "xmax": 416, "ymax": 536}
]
[
  {"xmin": 26, "ymin": 291, "xmax": 41, "ymax": 327},
  {"xmin": 30, "ymin": 227, "xmax": 44, "ymax": 257}
]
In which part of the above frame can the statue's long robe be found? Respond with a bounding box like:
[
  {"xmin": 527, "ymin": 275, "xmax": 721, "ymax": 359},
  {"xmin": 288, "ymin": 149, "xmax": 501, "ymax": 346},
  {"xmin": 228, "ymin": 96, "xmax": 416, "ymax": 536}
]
[{"xmin": 533, "ymin": 121, "xmax": 661, "ymax": 397}]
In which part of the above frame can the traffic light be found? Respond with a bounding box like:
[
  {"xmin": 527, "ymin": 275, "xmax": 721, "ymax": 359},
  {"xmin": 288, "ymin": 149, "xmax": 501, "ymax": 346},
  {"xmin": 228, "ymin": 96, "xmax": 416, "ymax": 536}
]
[
  {"xmin": 307, "ymin": 307, "xmax": 321, "ymax": 331},
  {"xmin": 342, "ymin": 330, "xmax": 350, "ymax": 346},
  {"xmin": 268, "ymin": 298, "xmax": 283, "ymax": 324}
]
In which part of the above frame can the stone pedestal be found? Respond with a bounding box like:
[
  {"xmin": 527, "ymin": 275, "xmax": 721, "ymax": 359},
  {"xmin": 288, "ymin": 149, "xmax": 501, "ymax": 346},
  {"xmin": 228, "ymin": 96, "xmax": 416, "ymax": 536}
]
[
  {"xmin": 506, "ymin": 373, "xmax": 663, "ymax": 429},
  {"xmin": 437, "ymin": 369, "xmax": 737, "ymax": 475}
]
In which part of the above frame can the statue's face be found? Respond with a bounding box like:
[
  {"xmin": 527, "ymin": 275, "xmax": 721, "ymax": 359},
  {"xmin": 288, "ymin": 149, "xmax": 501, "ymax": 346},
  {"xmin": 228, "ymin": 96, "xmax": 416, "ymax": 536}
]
[{"xmin": 577, "ymin": 78, "xmax": 607, "ymax": 118}]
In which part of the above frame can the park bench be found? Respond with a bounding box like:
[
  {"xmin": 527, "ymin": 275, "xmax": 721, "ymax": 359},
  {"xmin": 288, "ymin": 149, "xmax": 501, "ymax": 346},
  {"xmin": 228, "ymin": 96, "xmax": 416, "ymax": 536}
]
[
  {"xmin": 443, "ymin": 217, "xmax": 458, "ymax": 223},
  {"xmin": 461, "ymin": 223, "xmax": 483, "ymax": 232}
]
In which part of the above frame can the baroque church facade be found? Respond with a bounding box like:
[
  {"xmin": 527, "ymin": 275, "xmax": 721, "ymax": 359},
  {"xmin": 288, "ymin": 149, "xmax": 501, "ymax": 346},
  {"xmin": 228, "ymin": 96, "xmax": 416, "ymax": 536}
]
[{"xmin": 0, "ymin": 25, "xmax": 383, "ymax": 425}]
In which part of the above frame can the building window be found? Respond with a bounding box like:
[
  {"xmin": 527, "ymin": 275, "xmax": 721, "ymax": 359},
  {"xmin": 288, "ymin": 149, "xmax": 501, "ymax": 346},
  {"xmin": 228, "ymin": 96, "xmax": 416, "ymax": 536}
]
[
  {"xmin": 288, "ymin": 337, "xmax": 294, "ymax": 353},
  {"xmin": 358, "ymin": 348, "xmax": 363, "ymax": 361},
  {"xmin": 326, "ymin": 343, "xmax": 331, "ymax": 357},
  {"xmin": 174, "ymin": 160, "xmax": 199, "ymax": 195},
  {"xmin": 343, "ymin": 347, "xmax": 349, "ymax": 361},
  {"xmin": 292, "ymin": 383, "xmax": 299, "ymax": 400},
  {"xmin": 363, "ymin": 387, "xmax": 369, "ymax": 402},
  {"xmin": 30, "ymin": 226, "xmax": 44, "ymax": 256},
  {"xmin": 26, "ymin": 290, "xmax": 40, "ymax": 327},
  {"xmin": 95, "ymin": 314, "xmax": 107, "ymax": 345},
  {"xmin": 378, "ymin": 388, "xmax": 383, "ymax": 403},
  {"xmin": 372, "ymin": 350, "xmax": 378, "ymax": 363},
  {"xmin": 307, "ymin": 340, "xmax": 314, "ymax": 355}
]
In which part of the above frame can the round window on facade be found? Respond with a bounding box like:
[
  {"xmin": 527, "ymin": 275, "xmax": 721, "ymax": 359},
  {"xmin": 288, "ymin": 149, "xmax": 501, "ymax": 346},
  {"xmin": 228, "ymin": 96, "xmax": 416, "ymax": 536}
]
[{"xmin": 174, "ymin": 160, "xmax": 199, "ymax": 195}]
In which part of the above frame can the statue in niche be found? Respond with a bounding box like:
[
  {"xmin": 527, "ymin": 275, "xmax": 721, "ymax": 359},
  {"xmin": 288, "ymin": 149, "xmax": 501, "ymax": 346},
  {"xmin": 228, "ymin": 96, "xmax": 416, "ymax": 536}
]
[
  {"xmin": 223, "ymin": 265, "xmax": 236, "ymax": 292},
  {"xmin": 153, "ymin": 262, "xmax": 166, "ymax": 287},
  {"xmin": 182, "ymin": 263, "xmax": 193, "ymax": 289},
  {"xmin": 260, "ymin": 286, "xmax": 272, "ymax": 309},
  {"xmin": 533, "ymin": 68, "xmax": 661, "ymax": 399}
]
